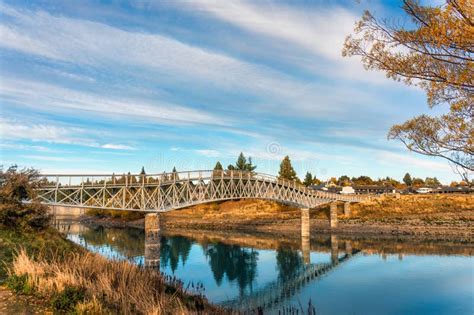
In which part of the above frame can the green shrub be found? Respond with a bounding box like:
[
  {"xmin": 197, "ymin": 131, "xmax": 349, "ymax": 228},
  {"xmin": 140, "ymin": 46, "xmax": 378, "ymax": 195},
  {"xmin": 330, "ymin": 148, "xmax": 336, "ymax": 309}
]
[
  {"xmin": 51, "ymin": 286, "xmax": 86, "ymax": 312},
  {"xmin": 6, "ymin": 274, "xmax": 30, "ymax": 293},
  {"xmin": 0, "ymin": 166, "xmax": 51, "ymax": 230}
]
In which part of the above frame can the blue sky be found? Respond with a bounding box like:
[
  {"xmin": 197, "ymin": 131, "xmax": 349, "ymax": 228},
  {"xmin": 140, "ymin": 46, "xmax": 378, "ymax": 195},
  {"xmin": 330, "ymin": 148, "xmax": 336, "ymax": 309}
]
[{"xmin": 0, "ymin": 0, "xmax": 456, "ymax": 183}]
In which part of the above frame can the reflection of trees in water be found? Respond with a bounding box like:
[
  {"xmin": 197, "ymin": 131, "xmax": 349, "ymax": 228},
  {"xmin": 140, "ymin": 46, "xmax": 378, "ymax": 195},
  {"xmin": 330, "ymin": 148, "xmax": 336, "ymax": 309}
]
[
  {"xmin": 276, "ymin": 247, "xmax": 303, "ymax": 281},
  {"xmin": 160, "ymin": 236, "xmax": 193, "ymax": 272},
  {"xmin": 203, "ymin": 243, "xmax": 258, "ymax": 294},
  {"xmin": 80, "ymin": 226, "xmax": 145, "ymax": 258}
]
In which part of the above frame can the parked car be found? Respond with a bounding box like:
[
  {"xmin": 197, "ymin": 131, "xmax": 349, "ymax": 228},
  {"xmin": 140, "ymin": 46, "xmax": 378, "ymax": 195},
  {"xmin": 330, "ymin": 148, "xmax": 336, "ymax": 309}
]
[{"xmin": 416, "ymin": 187, "xmax": 433, "ymax": 194}]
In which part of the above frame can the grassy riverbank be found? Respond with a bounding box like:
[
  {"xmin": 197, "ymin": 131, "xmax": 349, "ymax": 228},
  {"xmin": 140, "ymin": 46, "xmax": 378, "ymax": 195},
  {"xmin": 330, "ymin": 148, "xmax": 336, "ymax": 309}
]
[
  {"xmin": 0, "ymin": 227, "xmax": 78, "ymax": 314},
  {"xmin": 0, "ymin": 168, "xmax": 221, "ymax": 314},
  {"xmin": 0, "ymin": 227, "xmax": 221, "ymax": 314}
]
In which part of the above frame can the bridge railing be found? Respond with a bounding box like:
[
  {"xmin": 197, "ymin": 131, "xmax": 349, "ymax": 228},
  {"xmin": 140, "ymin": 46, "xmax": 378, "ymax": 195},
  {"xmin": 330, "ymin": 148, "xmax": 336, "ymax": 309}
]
[{"xmin": 36, "ymin": 170, "xmax": 366, "ymax": 203}]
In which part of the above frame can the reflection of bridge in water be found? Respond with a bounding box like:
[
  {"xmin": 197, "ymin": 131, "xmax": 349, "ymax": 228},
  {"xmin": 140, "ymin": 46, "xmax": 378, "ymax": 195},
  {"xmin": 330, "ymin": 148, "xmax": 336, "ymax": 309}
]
[
  {"xmin": 221, "ymin": 237, "xmax": 358, "ymax": 310},
  {"xmin": 51, "ymin": 215, "xmax": 359, "ymax": 311}
]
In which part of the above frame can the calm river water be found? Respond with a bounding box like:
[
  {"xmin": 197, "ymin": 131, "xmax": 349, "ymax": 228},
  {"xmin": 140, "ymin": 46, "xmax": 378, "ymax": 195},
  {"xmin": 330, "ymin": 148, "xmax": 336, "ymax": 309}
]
[{"xmin": 54, "ymin": 216, "xmax": 473, "ymax": 315}]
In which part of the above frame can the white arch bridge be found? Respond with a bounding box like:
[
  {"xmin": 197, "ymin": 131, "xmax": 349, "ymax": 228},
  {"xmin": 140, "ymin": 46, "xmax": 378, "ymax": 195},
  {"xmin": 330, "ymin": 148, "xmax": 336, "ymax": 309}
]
[
  {"xmin": 34, "ymin": 170, "xmax": 365, "ymax": 212},
  {"xmin": 36, "ymin": 170, "xmax": 369, "ymax": 269}
]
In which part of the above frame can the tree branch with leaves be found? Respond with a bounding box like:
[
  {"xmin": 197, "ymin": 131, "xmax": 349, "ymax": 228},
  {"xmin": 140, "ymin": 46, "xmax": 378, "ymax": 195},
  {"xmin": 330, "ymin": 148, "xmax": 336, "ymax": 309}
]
[{"xmin": 343, "ymin": 0, "xmax": 473, "ymax": 183}]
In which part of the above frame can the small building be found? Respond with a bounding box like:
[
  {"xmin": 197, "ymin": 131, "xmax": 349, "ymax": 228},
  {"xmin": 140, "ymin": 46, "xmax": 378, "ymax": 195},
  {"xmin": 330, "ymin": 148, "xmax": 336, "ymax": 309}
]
[
  {"xmin": 432, "ymin": 186, "xmax": 473, "ymax": 194},
  {"xmin": 308, "ymin": 184, "xmax": 327, "ymax": 191},
  {"xmin": 340, "ymin": 186, "xmax": 355, "ymax": 194},
  {"xmin": 353, "ymin": 185, "xmax": 396, "ymax": 195}
]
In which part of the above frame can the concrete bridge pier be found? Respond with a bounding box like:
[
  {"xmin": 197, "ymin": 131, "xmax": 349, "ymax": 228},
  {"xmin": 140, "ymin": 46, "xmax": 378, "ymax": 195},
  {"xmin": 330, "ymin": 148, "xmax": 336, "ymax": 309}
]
[
  {"xmin": 301, "ymin": 208, "xmax": 311, "ymax": 264},
  {"xmin": 344, "ymin": 202, "xmax": 351, "ymax": 216},
  {"xmin": 330, "ymin": 235, "xmax": 339, "ymax": 264},
  {"xmin": 144, "ymin": 213, "xmax": 161, "ymax": 269},
  {"xmin": 330, "ymin": 202, "xmax": 338, "ymax": 228}
]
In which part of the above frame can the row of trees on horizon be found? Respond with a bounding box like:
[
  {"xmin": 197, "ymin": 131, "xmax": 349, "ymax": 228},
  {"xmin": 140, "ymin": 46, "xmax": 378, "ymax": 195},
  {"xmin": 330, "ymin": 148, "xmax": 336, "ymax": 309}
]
[{"xmin": 134, "ymin": 152, "xmax": 467, "ymax": 188}]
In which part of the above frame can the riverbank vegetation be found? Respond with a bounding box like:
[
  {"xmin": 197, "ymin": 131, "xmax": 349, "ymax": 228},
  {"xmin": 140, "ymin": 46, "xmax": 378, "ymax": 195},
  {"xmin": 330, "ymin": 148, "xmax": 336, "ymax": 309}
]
[
  {"xmin": 0, "ymin": 167, "xmax": 219, "ymax": 314},
  {"xmin": 8, "ymin": 249, "xmax": 213, "ymax": 314}
]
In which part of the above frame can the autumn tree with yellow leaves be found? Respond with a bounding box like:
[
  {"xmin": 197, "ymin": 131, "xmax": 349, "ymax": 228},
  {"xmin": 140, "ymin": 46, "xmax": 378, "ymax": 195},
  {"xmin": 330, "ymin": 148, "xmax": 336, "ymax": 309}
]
[{"xmin": 343, "ymin": 0, "xmax": 473, "ymax": 183}]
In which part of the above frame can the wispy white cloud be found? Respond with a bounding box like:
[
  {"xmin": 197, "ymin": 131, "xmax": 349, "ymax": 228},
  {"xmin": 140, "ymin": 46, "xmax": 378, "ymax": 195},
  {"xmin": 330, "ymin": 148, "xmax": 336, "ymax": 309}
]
[
  {"xmin": 101, "ymin": 144, "xmax": 135, "ymax": 150},
  {"xmin": 0, "ymin": 117, "xmax": 87, "ymax": 145},
  {"xmin": 0, "ymin": 3, "xmax": 388, "ymax": 120},
  {"xmin": 176, "ymin": 0, "xmax": 353, "ymax": 61},
  {"xmin": 20, "ymin": 155, "xmax": 69, "ymax": 162},
  {"xmin": 0, "ymin": 78, "xmax": 224, "ymax": 126},
  {"xmin": 0, "ymin": 118, "xmax": 132, "ymax": 151},
  {"xmin": 0, "ymin": 4, "xmax": 296, "ymax": 94},
  {"xmin": 21, "ymin": 154, "xmax": 101, "ymax": 163},
  {"xmin": 166, "ymin": 0, "xmax": 388, "ymax": 84},
  {"xmin": 0, "ymin": 142, "xmax": 52, "ymax": 152}
]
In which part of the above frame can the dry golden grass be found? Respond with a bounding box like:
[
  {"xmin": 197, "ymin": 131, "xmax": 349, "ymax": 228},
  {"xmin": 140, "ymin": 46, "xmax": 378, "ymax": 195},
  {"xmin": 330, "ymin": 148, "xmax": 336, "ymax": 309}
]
[
  {"xmin": 165, "ymin": 199, "xmax": 300, "ymax": 222},
  {"xmin": 9, "ymin": 249, "xmax": 215, "ymax": 314},
  {"xmin": 350, "ymin": 194, "xmax": 474, "ymax": 219},
  {"xmin": 164, "ymin": 195, "xmax": 474, "ymax": 225}
]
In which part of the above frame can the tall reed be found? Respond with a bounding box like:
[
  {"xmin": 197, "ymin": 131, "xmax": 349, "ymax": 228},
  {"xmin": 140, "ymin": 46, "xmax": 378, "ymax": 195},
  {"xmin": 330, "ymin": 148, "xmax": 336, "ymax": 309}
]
[{"xmin": 9, "ymin": 248, "xmax": 214, "ymax": 314}]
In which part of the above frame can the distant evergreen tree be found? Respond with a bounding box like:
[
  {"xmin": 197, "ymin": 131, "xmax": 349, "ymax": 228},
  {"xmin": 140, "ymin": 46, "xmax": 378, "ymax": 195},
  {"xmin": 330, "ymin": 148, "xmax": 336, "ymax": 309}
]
[
  {"xmin": 403, "ymin": 173, "xmax": 412, "ymax": 186},
  {"xmin": 228, "ymin": 153, "xmax": 257, "ymax": 173},
  {"xmin": 171, "ymin": 166, "xmax": 178, "ymax": 181},
  {"xmin": 278, "ymin": 156, "xmax": 297, "ymax": 181},
  {"xmin": 214, "ymin": 161, "xmax": 223, "ymax": 171},
  {"xmin": 213, "ymin": 161, "xmax": 224, "ymax": 177},
  {"xmin": 246, "ymin": 157, "xmax": 257, "ymax": 172},
  {"xmin": 236, "ymin": 152, "xmax": 247, "ymax": 170},
  {"xmin": 139, "ymin": 167, "xmax": 146, "ymax": 183},
  {"xmin": 303, "ymin": 172, "xmax": 313, "ymax": 186}
]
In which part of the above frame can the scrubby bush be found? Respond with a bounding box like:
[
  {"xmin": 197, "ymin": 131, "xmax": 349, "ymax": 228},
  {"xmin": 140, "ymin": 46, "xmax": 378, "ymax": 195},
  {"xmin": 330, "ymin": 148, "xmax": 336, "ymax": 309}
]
[
  {"xmin": 5, "ymin": 274, "xmax": 29, "ymax": 293},
  {"xmin": 51, "ymin": 286, "xmax": 86, "ymax": 312},
  {"xmin": 0, "ymin": 165, "xmax": 51, "ymax": 230}
]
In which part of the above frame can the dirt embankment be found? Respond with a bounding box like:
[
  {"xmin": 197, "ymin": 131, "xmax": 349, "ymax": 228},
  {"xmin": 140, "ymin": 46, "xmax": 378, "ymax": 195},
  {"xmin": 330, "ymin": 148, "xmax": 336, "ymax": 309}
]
[{"xmin": 83, "ymin": 194, "xmax": 474, "ymax": 241}]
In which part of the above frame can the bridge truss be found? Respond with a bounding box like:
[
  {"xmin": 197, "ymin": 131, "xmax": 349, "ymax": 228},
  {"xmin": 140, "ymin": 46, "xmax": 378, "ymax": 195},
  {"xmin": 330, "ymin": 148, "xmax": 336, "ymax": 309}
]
[{"xmin": 34, "ymin": 170, "xmax": 365, "ymax": 212}]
